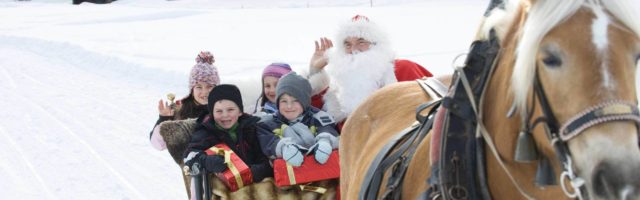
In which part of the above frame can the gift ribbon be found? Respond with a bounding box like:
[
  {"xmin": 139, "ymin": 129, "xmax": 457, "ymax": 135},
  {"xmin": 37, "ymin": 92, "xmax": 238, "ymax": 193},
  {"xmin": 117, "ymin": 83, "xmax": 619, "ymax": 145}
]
[
  {"xmin": 285, "ymin": 163, "xmax": 327, "ymax": 194},
  {"xmin": 209, "ymin": 146, "xmax": 245, "ymax": 188},
  {"xmin": 286, "ymin": 163, "xmax": 297, "ymax": 185},
  {"xmin": 299, "ymin": 185, "xmax": 327, "ymax": 194}
]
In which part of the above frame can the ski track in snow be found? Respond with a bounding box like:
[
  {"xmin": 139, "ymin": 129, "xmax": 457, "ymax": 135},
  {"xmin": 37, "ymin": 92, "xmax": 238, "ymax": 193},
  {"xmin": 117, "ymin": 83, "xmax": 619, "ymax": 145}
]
[
  {"xmin": 0, "ymin": 64, "xmax": 17, "ymax": 89},
  {"xmin": 7, "ymin": 66, "xmax": 162, "ymax": 183},
  {"xmin": 0, "ymin": 36, "xmax": 185, "ymax": 199},
  {"xmin": 0, "ymin": 125, "xmax": 58, "ymax": 200},
  {"xmin": 1, "ymin": 60, "xmax": 132, "ymax": 199},
  {"xmin": 6, "ymin": 70, "xmax": 147, "ymax": 200}
]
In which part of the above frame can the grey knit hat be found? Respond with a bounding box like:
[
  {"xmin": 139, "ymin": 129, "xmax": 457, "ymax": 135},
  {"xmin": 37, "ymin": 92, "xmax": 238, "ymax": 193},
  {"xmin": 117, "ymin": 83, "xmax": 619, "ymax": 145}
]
[{"xmin": 276, "ymin": 72, "xmax": 312, "ymax": 110}]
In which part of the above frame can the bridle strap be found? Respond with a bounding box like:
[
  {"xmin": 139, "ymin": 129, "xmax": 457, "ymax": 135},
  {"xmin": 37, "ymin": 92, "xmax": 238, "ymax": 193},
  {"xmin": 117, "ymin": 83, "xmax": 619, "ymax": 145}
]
[
  {"xmin": 533, "ymin": 73, "xmax": 559, "ymax": 132},
  {"xmin": 559, "ymin": 101, "xmax": 640, "ymax": 141},
  {"xmin": 532, "ymin": 71, "xmax": 640, "ymax": 200},
  {"xmin": 532, "ymin": 72, "xmax": 589, "ymax": 200}
]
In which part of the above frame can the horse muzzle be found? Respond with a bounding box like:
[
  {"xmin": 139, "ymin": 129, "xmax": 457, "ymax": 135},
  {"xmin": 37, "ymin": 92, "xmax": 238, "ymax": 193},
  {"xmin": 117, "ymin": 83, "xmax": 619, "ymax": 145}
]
[{"xmin": 591, "ymin": 160, "xmax": 640, "ymax": 200}]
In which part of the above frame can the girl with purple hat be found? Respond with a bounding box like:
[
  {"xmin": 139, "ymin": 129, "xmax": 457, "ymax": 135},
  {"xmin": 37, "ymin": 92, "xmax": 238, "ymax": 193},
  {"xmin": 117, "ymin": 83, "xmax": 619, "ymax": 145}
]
[{"xmin": 253, "ymin": 62, "xmax": 293, "ymax": 115}]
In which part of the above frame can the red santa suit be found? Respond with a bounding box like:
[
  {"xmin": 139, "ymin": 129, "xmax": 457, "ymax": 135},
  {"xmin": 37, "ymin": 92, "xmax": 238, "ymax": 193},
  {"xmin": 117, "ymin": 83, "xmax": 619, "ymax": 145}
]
[{"xmin": 307, "ymin": 15, "xmax": 432, "ymax": 125}]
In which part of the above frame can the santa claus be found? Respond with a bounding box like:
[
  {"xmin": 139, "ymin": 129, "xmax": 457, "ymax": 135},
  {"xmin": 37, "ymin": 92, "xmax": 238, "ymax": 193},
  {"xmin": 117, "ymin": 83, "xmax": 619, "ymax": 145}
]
[{"xmin": 307, "ymin": 15, "xmax": 433, "ymax": 124}]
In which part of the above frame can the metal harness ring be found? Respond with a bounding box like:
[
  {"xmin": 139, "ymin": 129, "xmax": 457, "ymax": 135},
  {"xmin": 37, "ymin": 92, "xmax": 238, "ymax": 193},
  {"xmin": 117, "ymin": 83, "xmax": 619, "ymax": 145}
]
[
  {"xmin": 559, "ymin": 159, "xmax": 585, "ymax": 200},
  {"xmin": 560, "ymin": 171, "xmax": 579, "ymax": 199}
]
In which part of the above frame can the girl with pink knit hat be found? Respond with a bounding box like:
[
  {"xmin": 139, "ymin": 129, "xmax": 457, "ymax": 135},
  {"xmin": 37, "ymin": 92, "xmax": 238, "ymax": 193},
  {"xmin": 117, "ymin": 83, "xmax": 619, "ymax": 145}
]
[
  {"xmin": 253, "ymin": 62, "xmax": 293, "ymax": 115},
  {"xmin": 149, "ymin": 51, "xmax": 221, "ymax": 151}
]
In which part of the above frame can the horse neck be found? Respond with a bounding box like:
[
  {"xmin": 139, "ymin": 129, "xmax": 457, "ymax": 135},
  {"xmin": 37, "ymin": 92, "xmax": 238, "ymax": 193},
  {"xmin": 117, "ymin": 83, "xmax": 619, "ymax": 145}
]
[
  {"xmin": 481, "ymin": 39, "xmax": 547, "ymax": 199},
  {"xmin": 480, "ymin": 7, "xmax": 554, "ymax": 198},
  {"xmin": 482, "ymin": 4, "xmax": 525, "ymax": 167},
  {"xmin": 482, "ymin": 47, "xmax": 521, "ymax": 166}
]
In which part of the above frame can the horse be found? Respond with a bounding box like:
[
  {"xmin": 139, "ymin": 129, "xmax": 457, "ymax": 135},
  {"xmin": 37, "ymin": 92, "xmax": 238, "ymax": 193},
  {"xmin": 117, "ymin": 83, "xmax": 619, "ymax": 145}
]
[{"xmin": 340, "ymin": 0, "xmax": 640, "ymax": 199}]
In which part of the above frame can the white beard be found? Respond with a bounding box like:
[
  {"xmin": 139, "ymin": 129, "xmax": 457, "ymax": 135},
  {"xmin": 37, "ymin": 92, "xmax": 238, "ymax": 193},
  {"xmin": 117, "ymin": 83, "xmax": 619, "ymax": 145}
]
[{"xmin": 323, "ymin": 47, "xmax": 397, "ymax": 122}]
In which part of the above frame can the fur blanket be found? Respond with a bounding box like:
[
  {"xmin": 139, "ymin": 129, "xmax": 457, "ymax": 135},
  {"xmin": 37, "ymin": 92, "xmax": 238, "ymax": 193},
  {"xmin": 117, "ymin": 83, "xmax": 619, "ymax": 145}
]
[{"xmin": 159, "ymin": 119, "xmax": 338, "ymax": 200}]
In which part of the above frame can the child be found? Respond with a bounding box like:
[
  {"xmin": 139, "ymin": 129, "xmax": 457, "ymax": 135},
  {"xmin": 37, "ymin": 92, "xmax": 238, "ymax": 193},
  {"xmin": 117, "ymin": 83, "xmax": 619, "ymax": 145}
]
[
  {"xmin": 253, "ymin": 62, "xmax": 292, "ymax": 115},
  {"xmin": 257, "ymin": 72, "xmax": 339, "ymax": 167},
  {"xmin": 183, "ymin": 84, "xmax": 272, "ymax": 184},
  {"xmin": 150, "ymin": 51, "xmax": 219, "ymax": 151}
]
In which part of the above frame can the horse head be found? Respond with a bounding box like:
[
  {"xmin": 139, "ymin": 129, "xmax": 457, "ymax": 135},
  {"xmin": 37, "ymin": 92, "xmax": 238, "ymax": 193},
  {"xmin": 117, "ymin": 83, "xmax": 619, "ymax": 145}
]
[{"xmin": 484, "ymin": 0, "xmax": 640, "ymax": 199}]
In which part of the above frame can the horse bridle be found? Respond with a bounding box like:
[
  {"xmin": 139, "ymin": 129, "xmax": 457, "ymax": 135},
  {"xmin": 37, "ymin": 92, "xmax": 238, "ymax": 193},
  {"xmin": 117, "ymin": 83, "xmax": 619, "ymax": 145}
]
[{"xmin": 527, "ymin": 70, "xmax": 640, "ymax": 200}]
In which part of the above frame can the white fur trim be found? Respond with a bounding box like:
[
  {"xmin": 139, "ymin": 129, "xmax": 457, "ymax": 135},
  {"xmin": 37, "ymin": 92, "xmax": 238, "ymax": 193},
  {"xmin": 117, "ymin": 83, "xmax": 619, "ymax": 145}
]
[
  {"xmin": 323, "ymin": 47, "xmax": 396, "ymax": 122},
  {"xmin": 322, "ymin": 88, "xmax": 348, "ymax": 122},
  {"xmin": 334, "ymin": 17, "xmax": 391, "ymax": 55},
  {"xmin": 307, "ymin": 70, "xmax": 330, "ymax": 96}
]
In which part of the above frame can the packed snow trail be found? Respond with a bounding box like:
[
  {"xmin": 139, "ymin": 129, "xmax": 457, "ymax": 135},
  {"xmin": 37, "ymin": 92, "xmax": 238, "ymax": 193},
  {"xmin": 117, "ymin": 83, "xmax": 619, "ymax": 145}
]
[{"xmin": 0, "ymin": 36, "xmax": 185, "ymax": 200}]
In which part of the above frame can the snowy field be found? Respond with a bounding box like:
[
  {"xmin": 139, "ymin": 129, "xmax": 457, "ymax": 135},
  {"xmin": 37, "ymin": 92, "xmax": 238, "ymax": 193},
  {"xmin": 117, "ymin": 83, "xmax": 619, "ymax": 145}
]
[{"xmin": 3, "ymin": 0, "xmax": 634, "ymax": 199}]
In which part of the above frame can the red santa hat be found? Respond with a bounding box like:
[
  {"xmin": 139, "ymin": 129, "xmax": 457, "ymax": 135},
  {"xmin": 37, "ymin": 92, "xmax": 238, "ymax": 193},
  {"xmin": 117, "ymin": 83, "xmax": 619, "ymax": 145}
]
[{"xmin": 334, "ymin": 15, "xmax": 390, "ymax": 52}]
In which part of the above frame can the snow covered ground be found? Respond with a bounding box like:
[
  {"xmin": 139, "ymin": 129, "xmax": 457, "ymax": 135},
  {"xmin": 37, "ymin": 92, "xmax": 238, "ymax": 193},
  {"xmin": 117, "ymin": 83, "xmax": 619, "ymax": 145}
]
[{"xmin": 4, "ymin": 0, "xmax": 625, "ymax": 199}]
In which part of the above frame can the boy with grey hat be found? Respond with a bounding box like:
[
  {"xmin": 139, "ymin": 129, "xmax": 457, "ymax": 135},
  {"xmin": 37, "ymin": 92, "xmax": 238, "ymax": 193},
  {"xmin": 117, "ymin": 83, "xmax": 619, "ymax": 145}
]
[{"xmin": 257, "ymin": 72, "xmax": 339, "ymax": 167}]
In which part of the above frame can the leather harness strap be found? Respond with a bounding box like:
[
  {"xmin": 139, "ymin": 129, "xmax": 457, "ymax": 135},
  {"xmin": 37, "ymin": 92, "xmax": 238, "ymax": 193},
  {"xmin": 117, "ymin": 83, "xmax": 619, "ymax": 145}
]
[
  {"xmin": 358, "ymin": 78, "xmax": 446, "ymax": 200},
  {"xmin": 417, "ymin": 77, "xmax": 449, "ymax": 99},
  {"xmin": 359, "ymin": 122, "xmax": 420, "ymax": 200}
]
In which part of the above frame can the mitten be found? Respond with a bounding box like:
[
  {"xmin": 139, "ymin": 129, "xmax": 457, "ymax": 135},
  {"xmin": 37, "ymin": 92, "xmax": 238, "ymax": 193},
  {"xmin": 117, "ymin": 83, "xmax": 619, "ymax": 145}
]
[
  {"xmin": 203, "ymin": 155, "xmax": 227, "ymax": 173},
  {"xmin": 288, "ymin": 122, "xmax": 316, "ymax": 147},
  {"xmin": 184, "ymin": 151, "xmax": 206, "ymax": 169},
  {"xmin": 314, "ymin": 138, "xmax": 332, "ymax": 164},
  {"xmin": 289, "ymin": 122, "xmax": 313, "ymax": 135},
  {"xmin": 282, "ymin": 125, "xmax": 298, "ymax": 138},
  {"xmin": 282, "ymin": 144, "xmax": 304, "ymax": 167}
]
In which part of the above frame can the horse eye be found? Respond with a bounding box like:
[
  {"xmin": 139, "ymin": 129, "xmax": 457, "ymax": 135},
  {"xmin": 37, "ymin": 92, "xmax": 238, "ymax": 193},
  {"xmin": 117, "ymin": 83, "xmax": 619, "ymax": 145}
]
[{"xmin": 542, "ymin": 54, "xmax": 562, "ymax": 68}]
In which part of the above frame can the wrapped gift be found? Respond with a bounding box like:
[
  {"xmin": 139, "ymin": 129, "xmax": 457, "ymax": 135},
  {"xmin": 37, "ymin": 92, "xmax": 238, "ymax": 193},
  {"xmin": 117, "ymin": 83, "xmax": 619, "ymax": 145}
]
[
  {"xmin": 205, "ymin": 144, "xmax": 253, "ymax": 192},
  {"xmin": 273, "ymin": 150, "xmax": 340, "ymax": 187}
]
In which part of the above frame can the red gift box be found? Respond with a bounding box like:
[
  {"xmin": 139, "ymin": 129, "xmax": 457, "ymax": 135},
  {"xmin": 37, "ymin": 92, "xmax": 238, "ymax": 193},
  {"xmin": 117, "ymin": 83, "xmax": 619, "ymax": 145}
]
[
  {"xmin": 273, "ymin": 150, "xmax": 340, "ymax": 187},
  {"xmin": 205, "ymin": 144, "xmax": 253, "ymax": 192}
]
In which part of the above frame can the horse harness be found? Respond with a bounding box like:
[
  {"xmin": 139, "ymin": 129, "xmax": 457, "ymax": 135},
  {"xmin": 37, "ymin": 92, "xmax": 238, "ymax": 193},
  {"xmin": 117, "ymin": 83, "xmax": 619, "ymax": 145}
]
[
  {"xmin": 358, "ymin": 22, "xmax": 640, "ymax": 198},
  {"xmin": 358, "ymin": 77, "xmax": 448, "ymax": 200},
  {"xmin": 357, "ymin": 30, "xmax": 501, "ymax": 200},
  {"xmin": 431, "ymin": 27, "xmax": 640, "ymax": 200},
  {"xmin": 426, "ymin": 30, "xmax": 501, "ymax": 200}
]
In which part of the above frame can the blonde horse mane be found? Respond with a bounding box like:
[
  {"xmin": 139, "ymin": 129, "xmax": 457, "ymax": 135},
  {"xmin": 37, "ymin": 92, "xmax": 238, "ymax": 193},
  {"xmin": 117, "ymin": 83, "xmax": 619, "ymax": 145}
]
[{"xmin": 479, "ymin": 0, "xmax": 640, "ymax": 119}]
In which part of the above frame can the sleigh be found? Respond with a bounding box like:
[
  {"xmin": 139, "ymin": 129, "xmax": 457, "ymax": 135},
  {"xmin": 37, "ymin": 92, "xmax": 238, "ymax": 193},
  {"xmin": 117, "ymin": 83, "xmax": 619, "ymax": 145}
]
[{"xmin": 158, "ymin": 119, "xmax": 338, "ymax": 200}]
